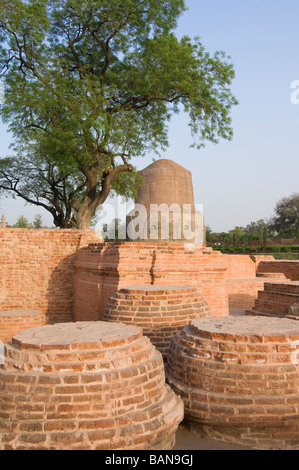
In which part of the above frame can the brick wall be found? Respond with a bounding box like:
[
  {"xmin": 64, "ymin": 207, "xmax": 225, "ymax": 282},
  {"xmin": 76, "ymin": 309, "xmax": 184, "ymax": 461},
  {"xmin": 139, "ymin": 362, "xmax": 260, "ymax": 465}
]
[
  {"xmin": 74, "ymin": 247, "xmax": 284, "ymax": 318},
  {"xmin": 74, "ymin": 243, "xmax": 230, "ymax": 319},
  {"xmin": 0, "ymin": 310, "xmax": 47, "ymax": 343},
  {"xmin": 224, "ymin": 254, "xmax": 256, "ymax": 279},
  {"xmin": 224, "ymin": 255, "xmax": 276, "ymax": 309},
  {"xmin": 257, "ymin": 260, "xmax": 299, "ymax": 281},
  {"xmin": 103, "ymin": 285, "xmax": 210, "ymax": 360},
  {"xmin": 0, "ymin": 229, "xmax": 100, "ymax": 323},
  {"xmin": 1, "ymin": 229, "xmax": 287, "ymax": 332},
  {"xmin": 225, "ymin": 278, "xmax": 271, "ymax": 309}
]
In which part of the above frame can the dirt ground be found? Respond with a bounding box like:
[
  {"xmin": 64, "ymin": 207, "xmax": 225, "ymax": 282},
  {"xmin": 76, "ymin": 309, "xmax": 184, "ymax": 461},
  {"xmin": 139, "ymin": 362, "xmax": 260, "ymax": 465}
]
[{"xmin": 173, "ymin": 424, "xmax": 253, "ymax": 451}]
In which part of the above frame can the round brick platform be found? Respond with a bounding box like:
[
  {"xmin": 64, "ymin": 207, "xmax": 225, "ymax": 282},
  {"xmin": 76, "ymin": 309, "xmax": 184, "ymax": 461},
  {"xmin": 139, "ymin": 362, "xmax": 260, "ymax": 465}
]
[
  {"xmin": 166, "ymin": 316, "xmax": 299, "ymax": 450},
  {"xmin": 103, "ymin": 285, "xmax": 210, "ymax": 360},
  {"xmin": 0, "ymin": 321, "xmax": 183, "ymax": 450},
  {"xmin": 0, "ymin": 310, "xmax": 47, "ymax": 343}
]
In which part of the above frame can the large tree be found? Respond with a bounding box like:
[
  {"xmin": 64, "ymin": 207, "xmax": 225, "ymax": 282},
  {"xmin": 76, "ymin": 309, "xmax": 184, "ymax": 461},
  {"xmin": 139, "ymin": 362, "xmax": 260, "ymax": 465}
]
[
  {"xmin": 0, "ymin": 0, "xmax": 237, "ymax": 229},
  {"xmin": 269, "ymin": 193, "xmax": 299, "ymax": 237}
]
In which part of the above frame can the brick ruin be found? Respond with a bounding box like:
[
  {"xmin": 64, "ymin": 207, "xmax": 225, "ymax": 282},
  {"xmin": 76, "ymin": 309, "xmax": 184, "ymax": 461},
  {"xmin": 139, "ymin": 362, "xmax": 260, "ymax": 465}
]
[
  {"xmin": 0, "ymin": 214, "xmax": 8, "ymax": 229},
  {"xmin": 0, "ymin": 160, "xmax": 299, "ymax": 450},
  {"xmin": 166, "ymin": 316, "xmax": 299, "ymax": 450},
  {"xmin": 0, "ymin": 228, "xmax": 298, "ymax": 449},
  {"xmin": 103, "ymin": 285, "xmax": 210, "ymax": 360},
  {"xmin": 0, "ymin": 310, "xmax": 46, "ymax": 343},
  {"xmin": 246, "ymin": 281, "xmax": 299, "ymax": 320},
  {"xmin": 0, "ymin": 321, "xmax": 183, "ymax": 450},
  {"xmin": 126, "ymin": 159, "xmax": 205, "ymax": 244}
]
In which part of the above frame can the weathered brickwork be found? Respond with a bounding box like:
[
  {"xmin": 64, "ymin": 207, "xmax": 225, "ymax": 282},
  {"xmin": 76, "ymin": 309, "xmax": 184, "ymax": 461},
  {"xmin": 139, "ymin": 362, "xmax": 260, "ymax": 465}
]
[
  {"xmin": 223, "ymin": 254, "xmax": 257, "ymax": 279},
  {"xmin": 246, "ymin": 282, "xmax": 299, "ymax": 319},
  {"xmin": 257, "ymin": 272, "xmax": 288, "ymax": 279},
  {"xmin": 1, "ymin": 229, "xmax": 296, "ymax": 332},
  {"xmin": 0, "ymin": 322, "xmax": 183, "ymax": 450},
  {"xmin": 0, "ymin": 229, "xmax": 100, "ymax": 323},
  {"xmin": 257, "ymin": 260, "xmax": 299, "ymax": 281},
  {"xmin": 126, "ymin": 159, "xmax": 205, "ymax": 243},
  {"xmin": 222, "ymin": 254, "xmax": 281, "ymax": 309},
  {"xmin": 103, "ymin": 285, "xmax": 210, "ymax": 360},
  {"xmin": 74, "ymin": 243, "xmax": 229, "ymax": 320},
  {"xmin": 226, "ymin": 278, "xmax": 287, "ymax": 309},
  {"xmin": 166, "ymin": 316, "xmax": 299, "ymax": 450},
  {"xmin": 0, "ymin": 310, "xmax": 47, "ymax": 343}
]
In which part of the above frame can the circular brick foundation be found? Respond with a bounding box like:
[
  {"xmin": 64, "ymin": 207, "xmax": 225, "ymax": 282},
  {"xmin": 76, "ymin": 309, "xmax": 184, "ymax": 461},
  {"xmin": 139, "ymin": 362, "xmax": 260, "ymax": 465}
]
[
  {"xmin": 0, "ymin": 321, "xmax": 183, "ymax": 450},
  {"xmin": 166, "ymin": 316, "xmax": 299, "ymax": 450},
  {"xmin": 103, "ymin": 285, "xmax": 210, "ymax": 360},
  {"xmin": 0, "ymin": 310, "xmax": 47, "ymax": 343}
]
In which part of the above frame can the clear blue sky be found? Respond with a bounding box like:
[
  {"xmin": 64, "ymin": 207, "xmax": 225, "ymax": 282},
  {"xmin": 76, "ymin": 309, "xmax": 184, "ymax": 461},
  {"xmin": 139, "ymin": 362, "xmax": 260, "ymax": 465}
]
[{"xmin": 0, "ymin": 0, "xmax": 299, "ymax": 231}]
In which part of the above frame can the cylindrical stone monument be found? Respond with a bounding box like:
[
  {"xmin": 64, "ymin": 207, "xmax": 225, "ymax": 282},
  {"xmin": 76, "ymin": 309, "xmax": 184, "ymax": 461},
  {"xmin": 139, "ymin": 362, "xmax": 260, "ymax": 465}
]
[
  {"xmin": 126, "ymin": 159, "xmax": 205, "ymax": 244},
  {"xmin": 104, "ymin": 285, "xmax": 211, "ymax": 360},
  {"xmin": 0, "ymin": 321, "xmax": 184, "ymax": 450},
  {"xmin": 166, "ymin": 316, "xmax": 299, "ymax": 450}
]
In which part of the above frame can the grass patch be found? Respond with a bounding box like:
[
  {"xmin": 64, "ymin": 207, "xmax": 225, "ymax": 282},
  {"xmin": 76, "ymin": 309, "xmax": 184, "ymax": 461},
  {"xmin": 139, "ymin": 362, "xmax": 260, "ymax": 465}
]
[{"xmin": 268, "ymin": 253, "xmax": 299, "ymax": 260}]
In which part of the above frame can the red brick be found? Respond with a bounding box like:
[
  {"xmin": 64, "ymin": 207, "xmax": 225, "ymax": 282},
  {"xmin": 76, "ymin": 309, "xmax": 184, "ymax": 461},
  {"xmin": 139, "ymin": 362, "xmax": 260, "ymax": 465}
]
[{"xmin": 0, "ymin": 321, "xmax": 183, "ymax": 450}]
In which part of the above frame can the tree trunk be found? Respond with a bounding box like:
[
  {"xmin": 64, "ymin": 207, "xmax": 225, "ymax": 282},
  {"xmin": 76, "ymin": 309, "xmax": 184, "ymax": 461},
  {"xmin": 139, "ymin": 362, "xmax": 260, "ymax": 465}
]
[
  {"xmin": 73, "ymin": 205, "xmax": 97, "ymax": 229},
  {"xmin": 70, "ymin": 162, "xmax": 133, "ymax": 230}
]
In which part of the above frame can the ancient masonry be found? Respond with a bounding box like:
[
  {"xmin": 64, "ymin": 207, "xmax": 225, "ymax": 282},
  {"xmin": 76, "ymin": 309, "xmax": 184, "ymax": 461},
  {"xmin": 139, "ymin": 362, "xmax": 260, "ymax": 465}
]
[
  {"xmin": 103, "ymin": 285, "xmax": 210, "ymax": 360},
  {"xmin": 166, "ymin": 316, "xmax": 299, "ymax": 450},
  {"xmin": 0, "ymin": 214, "xmax": 8, "ymax": 229},
  {"xmin": 126, "ymin": 159, "xmax": 205, "ymax": 243},
  {"xmin": 246, "ymin": 281, "xmax": 299, "ymax": 319},
  {"xmin": 1, "ymin": 160, "xmax": 299, "ymax": 450},
  {"xmin": 0, "ymin": 310, "xmax": 46, "ymax": 343},
  {"xmin": 0, "ymin": 322, "xmax": 183, "ymax": 450}
]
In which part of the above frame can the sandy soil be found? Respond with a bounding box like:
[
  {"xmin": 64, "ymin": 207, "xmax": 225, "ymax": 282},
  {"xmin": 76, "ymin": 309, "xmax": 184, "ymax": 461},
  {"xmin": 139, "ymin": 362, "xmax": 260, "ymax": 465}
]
[{"xmin": 173, "ymin": 425, "xmax": 254, "ymax": 451}]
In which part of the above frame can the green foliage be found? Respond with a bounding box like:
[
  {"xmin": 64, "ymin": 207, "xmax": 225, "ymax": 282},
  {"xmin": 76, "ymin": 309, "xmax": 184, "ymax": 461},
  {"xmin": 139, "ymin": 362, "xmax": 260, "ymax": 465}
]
[
  {"xmin": 13, "ymin": 215, "xmax": 32, "ymax": 228},
  {"xmin": 211, "ymin": 245, "xmax": 299, "ymax": 254},
  {"xmin": 269, "ymin": 246, "xmax": 281, "ymax": 253},
  {"xmin": 270, "ymin": 253, "xmax": 299, "ymax": 260},
  {"xmin": 0, "ymin": 0, "xmax": 237, "ymax": 228},
  {"xmin": 33, "ymin": 214, "xmax": 43, "ymax": 228},
  {"xmin": 269, "ymin": 193, "xmax": 299, "ymax": 236},
  {"xmin": 243, "ymin": 219, "xmax": 268, "ymax": 242}
]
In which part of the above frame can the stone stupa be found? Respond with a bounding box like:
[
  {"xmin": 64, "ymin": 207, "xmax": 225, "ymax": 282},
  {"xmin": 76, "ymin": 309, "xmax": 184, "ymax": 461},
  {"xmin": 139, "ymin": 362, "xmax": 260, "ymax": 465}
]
[
  {"xmin": 0, "ymin": 213, "xmax": 8, "ymax": 229},
  {"xmin": 126, "ymin": 159, "xmax": 205, "ymax": 244}
]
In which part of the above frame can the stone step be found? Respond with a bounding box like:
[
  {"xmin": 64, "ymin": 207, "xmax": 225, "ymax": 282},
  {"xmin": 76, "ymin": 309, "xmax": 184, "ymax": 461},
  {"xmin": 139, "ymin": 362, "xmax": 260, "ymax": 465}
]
[
  {"xmin": 263, "ymin": 281, "xmax": 299, "ymax": 295},
  {"xmin": 248, "ymin": 281, "xmax": 299, "ymax": 318},
  {"xmin": 246, "ymin": 308, "xmax": 287, "ymax": 318},
  {"xmin": 256, "ymin": 272, "xmax": 289, "ymax": 280},
  {"xmin": 257, "ymin": 290, "xmax": 299, "ymax": 304},
  {"xmin": 254, "ymin": 298, "xmax": 294, "ymax": 315}
]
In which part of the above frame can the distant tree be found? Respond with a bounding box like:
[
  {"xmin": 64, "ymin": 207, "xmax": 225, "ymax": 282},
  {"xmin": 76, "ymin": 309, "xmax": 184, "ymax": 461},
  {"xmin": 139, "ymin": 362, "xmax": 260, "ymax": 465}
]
[
  {"xmin": 269, "ymin": 193, "xmax": 299, "ymax": 236},
  {"xmin": 205, "ymin": 225, "xmax": 217, "ymax": 244},
  {"xmin": 217, "ymin": 231, "xmax": 231, "ymax": 245},
  {"xmin": 13, "ymin": 215, "xmax": 32, "ymax": 228},
  {"xmin": 33, "ymin": 214, "xmax": 43, "ymax": 228},
  {"xmin": 243, "ymin": 219, "xmax": 268, "ymax": 245},
  {"xmin": 0, "ymin": 0, "xmax": 237, "ymax": 229},
  {"xmin": 229, "ymin": 226, "xmax": 244, "ymax": 246},
  {"xmin": 103, "ymin": 218, "xmax": 126, "ymax": 241}
]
